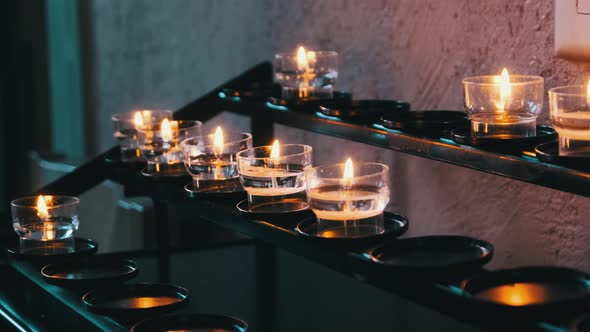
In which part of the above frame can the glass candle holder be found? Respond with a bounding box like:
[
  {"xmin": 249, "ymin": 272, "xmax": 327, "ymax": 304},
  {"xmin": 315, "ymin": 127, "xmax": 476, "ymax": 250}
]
[
  {"xmin": 464, "ymin": 71, "xmax": 543, "ymax": 138},
  {"xmin": 304, "ymin": 160, "xmax": 390, "ymax": 238},
  {"xmin": 138, "ymin": 119, "xmax": 202, "ymax": 176},
  {"xmin": 11, "ymin": 195, "xmax": 79, "ymax": 253},
  {"xmin": 181, "ymin": 130, "xmax": 253, "ymax": 192},
  {"xmin": 112, "ymin": 110, "xmax": 173, "ymax": 161},
  {"xmin": 549, "ymin": 82, "xmax": 590, "ymax": 156},
  {"xmin": 274, "ymin": 47, "xmax": 338, "ymax": 100},
  {"xmin": 237, "ymin": 143, "xmax": 313, "ymax": 213}
]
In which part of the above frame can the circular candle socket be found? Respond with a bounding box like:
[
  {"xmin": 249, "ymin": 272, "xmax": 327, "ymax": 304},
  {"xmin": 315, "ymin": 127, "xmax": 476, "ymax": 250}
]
[
  {"xmin": 138, "ymin": 120, "xmax": 202, "ymax": 177},
  {"xmin": 274, "ymin": 50, "xmax": 338, "ymax": 100},
  {"xmin": 181, "ymin": 131, "xmax": 252, "ymax": 193},
  {"xmin": 463, "ymin": 75, "xmax": 543, "ymax": 138},
  {"xmin": 112, "ymin": 110, "xmax": 173, "ymax": 162},
  {"xmin": 549, "ymin": 85, "xmax": 590, "ymax": 157},
  {"xmin": 236, "ymin": 144, "xmax": 312, "ymax": 213},
  {"xmin": 304, "ymin": 162, "xmax": 390, "ymax": 238},
  {"xmin": 11, "ymin": 195, "xmax": 80, "ymax": 244}
]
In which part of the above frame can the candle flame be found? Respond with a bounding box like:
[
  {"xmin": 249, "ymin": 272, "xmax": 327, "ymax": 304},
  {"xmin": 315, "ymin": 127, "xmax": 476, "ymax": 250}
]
[
  {"xmin": 161, "ymin": 118, "xmax": 173, "ymax": 142},
  {"xmin": 270, "ymin": 139, "xmax": 280, "ymax": 160},
  {"xmin": 343, "ymin": 157, "xmax": 354, "ymax": 179},
  {"xmin": 213, "ymin": 126, "xmax": 224, "ymax": 156},
  {"xmin": 134, "ymin": 111, "xmax": 144, "ymax": 128},
  {"xmin": 297, "ymin": 46, "xmax": 308, "ymax": 71},
  {"xmin": 499, "ymin": 68, "xmax": 511, "ymax": 110},
  {"xmin": 37, "ymin": 195, "xmax": 50, "ymax": 219}
]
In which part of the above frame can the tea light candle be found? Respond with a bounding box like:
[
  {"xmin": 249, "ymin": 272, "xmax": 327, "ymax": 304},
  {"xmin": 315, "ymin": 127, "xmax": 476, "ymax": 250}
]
[
  {"xmin": 11, "ymin": 195, "xmax": 80, "ymax": 241},
  {"xmin": 305, "ymin": 159, "xmax": 390, "ymax": 238},
  {"xmin": 464, "ymin": 69, "xmax": 543, "ymax": 138},
  {"xmin": 138, "ymin": 118, "xmax": 202, "ymax": 176},
  {"xmin": 237, "ymin": 140, "xmax": 313, "ymax": 212},
  {"xmin": 274, "ymin": 46, "xmax": 338, "ymax": 100},
  {"xmin": 549, "ymin": 80, "xmax": 590, "ymax": 156},
  {"xmin": 181, "ymin": 127, "xmax": 252, "ymax": 191},
  {"xmin": 111, "ymin": 109, "xmax": 172, "ymax": 161}
]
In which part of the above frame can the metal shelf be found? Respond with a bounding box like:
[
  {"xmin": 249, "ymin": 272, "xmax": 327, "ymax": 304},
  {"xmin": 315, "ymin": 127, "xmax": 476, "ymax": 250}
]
[{"xmin": 6, "ymin": 61, "xmax": 584, "ymax": 332}]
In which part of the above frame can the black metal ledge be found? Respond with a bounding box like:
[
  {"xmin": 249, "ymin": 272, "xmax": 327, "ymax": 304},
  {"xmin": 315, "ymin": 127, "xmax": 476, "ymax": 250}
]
[{"xmin": 5, "ymin": 61, "xmax": 586, "ymax": 331}]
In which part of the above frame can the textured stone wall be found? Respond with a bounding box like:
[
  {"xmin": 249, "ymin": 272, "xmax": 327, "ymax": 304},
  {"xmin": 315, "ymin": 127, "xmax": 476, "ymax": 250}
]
[{"xmin": 89, "ymin": 0, "xmax": 590, "ymax": 331}]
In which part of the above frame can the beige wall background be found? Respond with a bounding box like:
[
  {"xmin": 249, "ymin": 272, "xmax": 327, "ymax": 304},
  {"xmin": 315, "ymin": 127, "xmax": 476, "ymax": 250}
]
[{"xmin": 86, "ymin": 1, "xmax": 590, "ymax": 330}]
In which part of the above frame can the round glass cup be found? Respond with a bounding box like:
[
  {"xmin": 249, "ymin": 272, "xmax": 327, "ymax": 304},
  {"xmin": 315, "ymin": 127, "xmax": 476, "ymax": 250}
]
[
  {"xmin": 181, "ymin": 132, "xmax": 252, "ymax": 192},
  {"xmin": 463, "ymin": 75, "xmax": 544, "ymax": 138},
  {"xmin": 236, "ymin": 144, "xmax": 313, "ymax": 213},
  {"xmin": 112, "ymin": 110, "xmax": 173, "ymax": 161},
  {"xmin": 11, "ymin": 195, "xmax": 80, "ymax": 242},
  {"xmin": 549, "ymin": 84, "xmax": 590, "ymax": 157},
  {"xmin": 304, "ymin": 162, "xmax": 390, "ymax": 238},
  {"xmin": 274, "ymin": 51, "xmax": 338, "ymax": 100},
  {"xmin": 137, "ymin": 120, "xmax": 203, "ymax": 176}
]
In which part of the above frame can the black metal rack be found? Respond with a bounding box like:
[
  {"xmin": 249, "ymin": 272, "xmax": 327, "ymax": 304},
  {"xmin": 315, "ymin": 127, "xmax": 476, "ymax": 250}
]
[{"xmin": 4, "ymin": 61, "xmax": 589, "ymax": 331}]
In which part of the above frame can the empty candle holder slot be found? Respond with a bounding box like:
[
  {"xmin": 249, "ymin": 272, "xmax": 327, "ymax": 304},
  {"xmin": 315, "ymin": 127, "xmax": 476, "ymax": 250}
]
[
  {"xmin": 304, "ymin": 159, "xmax": 390, "ymax": 238},
  {"xmin": 379, "ymin": 110, "xmax": 469, "ymax": 137},
  {"xmin": 181, "ymin": 129, "xmax": 252, "ymax": 194},
  {"xmin": 274, "ymin": 47, "xmax": 338, "ymax": 100},
  {"xmin": 138, "ymin": 119, "xmax": 202, "ymax": 177},
  {"xmin": 237, "ymin": 142, "xmax": 312, "ymax": 213},
  {"xmin": 464, "ymin": 70, "xmax": 543, "ymax": 138},
  {"xmin": 11, "ymin": 195, "xmax": 80, "ymax": 255},
  {"xmin": 112, "ymin": 110, "xmax": 173, "ymax": 162},
  {"xmin": 450, "ymin": 125, "xmax": 556, "ymax": 152},
  {"xmin": 319, "ymin": 99, "xmax": 410, "ymax": 122},
  {"xmin": 549, "ymin": 82, "xmax": 590, "ymax": 157}
]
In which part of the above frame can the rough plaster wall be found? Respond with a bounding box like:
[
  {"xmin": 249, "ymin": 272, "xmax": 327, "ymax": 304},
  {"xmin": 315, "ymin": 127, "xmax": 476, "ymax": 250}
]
[
  {"xmin": 91, "ymin": 0, "xmax": 272, "ymax": 152},
  {"xmin": 89, "ymin": 0, "xmax": 590, "ymax": 331}
]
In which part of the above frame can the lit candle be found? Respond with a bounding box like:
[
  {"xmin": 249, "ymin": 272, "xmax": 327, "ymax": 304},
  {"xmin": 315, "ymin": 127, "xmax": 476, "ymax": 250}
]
[
  {"xmin": 498, "ymin": 68, "xmax": 511, "ymax": 112},
  {"xmin": 307, "ymin": 159, "xmax": 389, "ymax": 221},
  {"xmin": 464, "ymin": 69, "xmax": 543, "ymax": 138},
  {"xmin": 213, "ymin": 126, "xmax": 224, "ymax": 156},
  {"xmin": 296, "ymin": 46, "xmax": 316, "ymax": 98},
  {"xmin": 36, "ymin": 195, "xmax": 55, "ymax": 241},
  {"xmin": 161, "ymin": 118, "xmax": 173, "ymax": 143},
  {"xmin": 213, "ymin": 126, "xmax": 224, "ymax": 179},
  {"xmin": 134, "ymin": 111, "xmax": 144, "ymax": 129},
  {"xmin": 240, "ymin": 139, "xmax": 303, "ymax": 196},
  {"xmin": 237, "ymin": 142, "xmax": 312, "ymax": 211},
  {"xmin": 549, "ymin": 79, "xmax": 590, "ymax": 156}
]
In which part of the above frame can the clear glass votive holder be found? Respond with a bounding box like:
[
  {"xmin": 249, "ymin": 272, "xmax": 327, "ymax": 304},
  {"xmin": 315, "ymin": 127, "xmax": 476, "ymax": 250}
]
[
  {"xmin": 304, "ymin": 162, "xmax": 390, "ymax": 238},
  {"xmin": 11, "ymin": 195, "xmax": 80, "ymax": 254},
  {"xmin": 274, "ymin": 50, "xmax": 338, "ymax": 100},
  {"xmin": 464, "ymin": 74, "xmax": 543, "ymax": 138},
  {"xmin": 549, "ymin": 83, "xmax": 590, "ymax": 156},
  {"xmin": 237, "ymin": 144, "xmax": 313, "ymax": 212},
  {"xmin": 112, "ymin": 109, "xmax": 173, "ymax": 161},
  {"xmin": 138, "ymin": 119, "xmax": 203, "ymax": 176},
  {"xmin": 181, "ymin": 131, "xmax": 253, "ymax": 192}
]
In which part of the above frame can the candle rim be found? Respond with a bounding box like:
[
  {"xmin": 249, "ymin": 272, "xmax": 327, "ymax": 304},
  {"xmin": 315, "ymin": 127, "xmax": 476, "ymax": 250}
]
[
  {"xmin": 236, "ymin": 144, "xmax": 312, "ymax": 160},
  {"xmin": 274, "ymin": 50, "xmax": 338, "ymax": 59},
  {"xmin": 136, "ymin": 119, "xmax": 203, "ymax": 133},
  {"xmin": 305, "ymin": 161, "xmax": 390, "ymax": 180},
  {"xmin": 463, "ymin": 75, "xmax": 543, "ymax": 86},
  {"xmin": 111, "ymin": 109, "xmax": 173, "ymax": 122},
  {"xmin": 548, "ymin": 84, "xmax": 590, "ymax": 97},
  {"xmin": 11, "ymin": 195, "xmax": 80, "ymax": 208},
  {"xmin": 181, "ymin": 131, "xmax": 253, "ymax": 148}
]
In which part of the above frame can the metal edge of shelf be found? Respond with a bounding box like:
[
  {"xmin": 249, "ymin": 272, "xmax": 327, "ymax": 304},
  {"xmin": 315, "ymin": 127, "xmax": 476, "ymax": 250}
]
[
  {"xmin": 8, "ymin": 261, "xmax": 127, "ymax": 332},
  {"xmin": 223, "ymin": 102, "xmax": 590, "ymax": 198}
]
